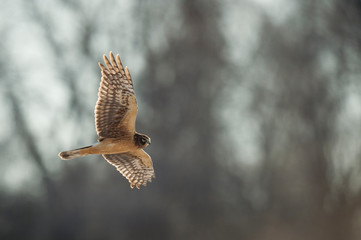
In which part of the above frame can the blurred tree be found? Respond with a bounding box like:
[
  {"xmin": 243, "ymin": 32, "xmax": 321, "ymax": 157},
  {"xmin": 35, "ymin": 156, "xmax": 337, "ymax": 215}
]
[
  {"xmin": 246, "ymin": 1, "xmax": 361, "ymax": 239},
  {"xmin": 137, "ymin": 0, "xmax": 233, "ymax": 238}
]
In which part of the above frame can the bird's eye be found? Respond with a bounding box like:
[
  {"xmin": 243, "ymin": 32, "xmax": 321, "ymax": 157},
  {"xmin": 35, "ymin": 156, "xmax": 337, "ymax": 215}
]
[{"xmin": 141, "ymin": 138, "xmax": 147, "ymax": 144}]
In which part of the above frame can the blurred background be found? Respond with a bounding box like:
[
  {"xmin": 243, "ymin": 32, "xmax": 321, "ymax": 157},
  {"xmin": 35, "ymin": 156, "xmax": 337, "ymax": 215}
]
[{"xmin": 1, "ymin": 0, "xmax": 361, "ymax": 239}]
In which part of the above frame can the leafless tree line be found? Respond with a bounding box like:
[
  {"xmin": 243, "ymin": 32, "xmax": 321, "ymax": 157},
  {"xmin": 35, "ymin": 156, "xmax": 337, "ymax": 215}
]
[{"xmin": 1, "ymin": 0, "xmax": 361, "ymax": 239}]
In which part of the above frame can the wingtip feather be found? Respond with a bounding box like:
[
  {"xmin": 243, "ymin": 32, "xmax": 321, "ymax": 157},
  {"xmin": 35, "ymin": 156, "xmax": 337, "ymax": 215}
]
[
  {"xmin": 98, "ymin": 62, "xmax": 106, "ymax": 71},
  {"xmin": 125, "ymin": 66, "xmax": 131, "ymax": 80}
]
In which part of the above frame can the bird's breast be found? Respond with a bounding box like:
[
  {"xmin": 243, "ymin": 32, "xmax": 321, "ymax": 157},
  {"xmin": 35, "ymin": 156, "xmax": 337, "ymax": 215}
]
[{"xmin": 91, "ymin": 137, "xmax": 137, "ymax": 154}]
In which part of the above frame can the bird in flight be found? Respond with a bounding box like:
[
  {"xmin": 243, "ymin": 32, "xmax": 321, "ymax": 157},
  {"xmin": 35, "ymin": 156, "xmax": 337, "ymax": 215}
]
[{"xmin": 59, "ymin": 52, "xmax": 154, "ymax": 189}]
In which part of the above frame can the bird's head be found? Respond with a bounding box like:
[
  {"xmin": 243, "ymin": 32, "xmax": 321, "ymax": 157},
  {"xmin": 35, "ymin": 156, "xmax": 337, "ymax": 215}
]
[{"xmin": 135, "ymin": 133, "xmax": 151, "ymax": 148}]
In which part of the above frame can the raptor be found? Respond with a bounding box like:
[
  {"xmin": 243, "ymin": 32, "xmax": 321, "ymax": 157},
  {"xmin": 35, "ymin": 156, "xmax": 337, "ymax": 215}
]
[{"xmin": 59, "ymin": 52, "xmax": 154, "ymax": 189}]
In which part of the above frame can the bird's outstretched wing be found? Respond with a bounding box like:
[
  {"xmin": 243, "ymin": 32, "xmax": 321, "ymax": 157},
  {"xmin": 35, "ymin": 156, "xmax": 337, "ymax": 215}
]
[
  {"xmin": 95, "ymin": 52, "xmax": 138, "ymax": 139},
  {"xmin": 103, "ymin": 149, "xmax": 155, "ymax": 189}
]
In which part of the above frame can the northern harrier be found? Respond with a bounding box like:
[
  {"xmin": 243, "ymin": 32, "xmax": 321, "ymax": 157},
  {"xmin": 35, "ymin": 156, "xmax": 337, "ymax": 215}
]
[{"xmin": 59, "ymin": 52, "xmax": 154, "ymax": 189}]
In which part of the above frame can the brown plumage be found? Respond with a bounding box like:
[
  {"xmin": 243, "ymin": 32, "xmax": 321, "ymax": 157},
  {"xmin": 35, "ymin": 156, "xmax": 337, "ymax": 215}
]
[{"xmin": 59, "ymin": 52, "xmax": 154, "ymax": 189}]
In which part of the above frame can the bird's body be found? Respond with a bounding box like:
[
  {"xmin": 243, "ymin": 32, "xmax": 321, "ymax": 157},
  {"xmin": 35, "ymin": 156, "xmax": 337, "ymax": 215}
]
[
  {"xmin": 59, "ymin": 52, "xmax": 154, "ymax": 189},
  {"xmin": 60, "ymin": 138, "xmax": 133, "ymax": 158},
  {"xmin": 60, "ymin": 134, "xmax": 146, "ymax": 157}
]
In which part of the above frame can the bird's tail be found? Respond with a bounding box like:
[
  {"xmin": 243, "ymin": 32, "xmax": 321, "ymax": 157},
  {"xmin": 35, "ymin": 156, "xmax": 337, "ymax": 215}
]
[{"xmin": 58, "ymin": 145, "xmax": 93, "ymax": 160}]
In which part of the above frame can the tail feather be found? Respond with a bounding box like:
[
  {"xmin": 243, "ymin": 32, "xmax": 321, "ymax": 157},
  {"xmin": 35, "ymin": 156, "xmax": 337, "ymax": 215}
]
[{"xmin": 59, "ymin": 145, "xmax": 92, "ymax": 160}]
